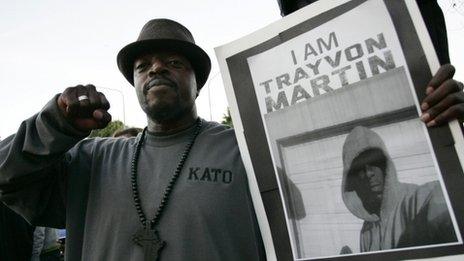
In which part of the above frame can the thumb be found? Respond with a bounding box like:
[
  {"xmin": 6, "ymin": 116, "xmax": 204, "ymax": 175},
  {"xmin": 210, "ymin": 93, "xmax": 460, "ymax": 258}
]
[
  {"xmin": 93, "ymin": 109, "xmax": 112, "ymax": 128},
  {"xmin": 72, "ymin": 109, "xmax": 111, "ymax": 131}
]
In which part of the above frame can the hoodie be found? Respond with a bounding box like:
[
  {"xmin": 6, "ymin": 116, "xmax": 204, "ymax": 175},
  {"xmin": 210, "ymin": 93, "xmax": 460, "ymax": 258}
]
[{"xmin": 342, "ymin": 126, "xmax": 456, "ymax": 251}]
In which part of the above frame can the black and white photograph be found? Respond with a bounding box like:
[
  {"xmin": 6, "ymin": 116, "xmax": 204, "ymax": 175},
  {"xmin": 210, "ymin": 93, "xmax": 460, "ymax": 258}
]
[
  {"xmin": 266, "ymin": 67, "xmax": 459, "ymax": 259},
  {"xmin": 217, "ymin": 0, "xmax": 464, "ymax": 260}
]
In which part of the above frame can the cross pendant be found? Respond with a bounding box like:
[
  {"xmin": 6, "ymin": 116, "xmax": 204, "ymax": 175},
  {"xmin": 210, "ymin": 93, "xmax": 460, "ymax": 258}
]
[{"xmin": 132, "ymin": 226, "xmax": 166, "ymax": 261}]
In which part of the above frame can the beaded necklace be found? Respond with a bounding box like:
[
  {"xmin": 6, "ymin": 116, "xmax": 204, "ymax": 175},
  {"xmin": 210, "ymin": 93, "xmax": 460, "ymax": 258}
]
[{"xmin": 130, "ymin": 118, "xmax": 202, "ymax": 260}]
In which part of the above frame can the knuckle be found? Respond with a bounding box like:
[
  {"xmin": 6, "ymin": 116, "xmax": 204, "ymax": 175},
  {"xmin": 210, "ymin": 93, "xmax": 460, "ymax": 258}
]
[
  {"xmin": 427, "ymin": 106, "xmax": 438, "ymax": 118},
  {"xmin": 428, "ymin": 103, "xmax": 446, "ymax": 117},
  {"xmin": 440, "ymin": 106, "xmax": 460, "ymax": 122},
  {"xmin": 441, "ymin": 64, "xmax": 455, "ymax": 74},
  {"xmin": 434, "ymin": 114, "xmax": 445, "ymax": 125},
  {"xmin": 58, "ymin": 93, "xmax": 69, "ymax": 104},
  {"xmin": 447, "ymin": 79, "xmax": 461, "ymax": 92},
  {"xmin": 90, "ymin": 96, "xmax": 101, "ymax": 105},
  {"xmin": 441, "ymin": 104, "xmax": 464, "ymax": 122},
  {"xmin": 99, "ymin": 94, "xmax": 110, "ymax": 105},
  {"xmin": 458, "ymin": 81, "xmax": 464, "ymax": 91},
  {"xmin": 454, "ymin": 104, "xmax": 464, "ymax": 115},
  {"xmin": 86, "ymin": 84, "xmax": 97, "ymax": 92},
  {"xmin": 63, "ymin": 87, "xmax": 75, "ymax": 95},
  {"xmin": 448, "ymin": 105, "xmax": 460, "ymax": 115},
  {"xmin": 445, "ymin": 93, "xmax": 460, "ymax": 104},
  {"xmin": 446, "ymin": 93, "xmax": 464, "ymax": 108},
  {"xmin": 454, "ymin": 91, "xmax": 464, "ymax": 102},
  {"xmin": 424, "ymin": 92, "xmax": 440, "ymax": 105},
  {"xmin": 76, "ymin": 85, "xmax": 87, "ymax": 93},
  {"xmin": 422, "ymin": 95, "xmax": 432, "ymax": 104}
]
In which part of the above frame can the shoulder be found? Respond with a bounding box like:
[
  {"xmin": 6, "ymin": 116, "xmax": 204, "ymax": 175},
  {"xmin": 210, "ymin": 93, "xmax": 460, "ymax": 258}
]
[
  {"xmin": 201, "ymin": 119, "xmax": 234, "ymax": 134},
  {"xmin": 66, "ymin": 135, "xmax": 137, "ymax": 161},
  {"xmin": 399, "ymin": 181, "xmax": 444, "ymax": 210},
  {"xmin": 196, "ymin": 119, "xmax": 242, "ymax": 161},
  {"xmin": 76, "ymin": 135, "xmax": 136, "ymax": 149},
  {"xmin": 200, "ymin": 119, "xmax": 238, "ymax": 144},
  {"xmin": 404, "ymin": 181, "xmax": 440, "ymax": 199},
  {"xmin": 416, "ymin": 181, "xmax": 445, "ymax": 202}
]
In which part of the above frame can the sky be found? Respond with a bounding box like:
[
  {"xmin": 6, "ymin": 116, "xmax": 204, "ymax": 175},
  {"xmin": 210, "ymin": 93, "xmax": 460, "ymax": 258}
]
[{"xmin": 0, "ymin": 0, "xmax": 463, "ymax": 139}]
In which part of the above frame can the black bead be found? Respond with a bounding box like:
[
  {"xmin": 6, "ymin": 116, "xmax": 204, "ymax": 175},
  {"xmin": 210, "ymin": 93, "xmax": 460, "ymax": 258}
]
[{"xmin": 130, "ymin": 120, "xmax": 202, "ymax": 229}]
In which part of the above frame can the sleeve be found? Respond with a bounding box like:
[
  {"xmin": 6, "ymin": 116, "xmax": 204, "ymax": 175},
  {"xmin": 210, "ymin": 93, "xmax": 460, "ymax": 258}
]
[
  {"xmin": 397, "ymin": 181, "xmax": 457, "ymax": 247},
  {"xmin": 422, "ymin": 182, "xmax": 457, "ymax": 243},
  {"xmin": 417, "ymin": 0, "xmax": 450, "ymax": 65},
  {"xmin": 0, "ymin": 95, "xmax": 90, "ymax": 228}
]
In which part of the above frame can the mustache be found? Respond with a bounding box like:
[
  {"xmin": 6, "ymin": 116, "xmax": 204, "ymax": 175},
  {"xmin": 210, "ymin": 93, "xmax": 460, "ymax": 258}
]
[{"xmin": 144, "ymin": 76, "xmax": 177, "ymax": 93}]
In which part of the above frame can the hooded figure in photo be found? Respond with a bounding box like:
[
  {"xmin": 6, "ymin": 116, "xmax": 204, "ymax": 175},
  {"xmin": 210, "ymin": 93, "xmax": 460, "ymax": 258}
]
[{"xmin": 341, "ymin": 126, "xmax": 457, "ymax": 252}]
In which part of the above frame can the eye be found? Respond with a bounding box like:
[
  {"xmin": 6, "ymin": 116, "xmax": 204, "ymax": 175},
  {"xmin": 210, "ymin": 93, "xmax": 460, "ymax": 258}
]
[
  {"xmin": 167, "ymin": 59, "xmax": 185, "ymax": 68},
  {"xmin": 135, "ymin": 62, "xmax": 149, "ymax": 72}
]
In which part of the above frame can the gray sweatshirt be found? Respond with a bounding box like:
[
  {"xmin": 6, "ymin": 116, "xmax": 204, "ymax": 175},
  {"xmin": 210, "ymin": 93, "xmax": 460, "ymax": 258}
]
[{"xmin": 0, "ymin": 96, "xmax": 265, "ymax": 261}]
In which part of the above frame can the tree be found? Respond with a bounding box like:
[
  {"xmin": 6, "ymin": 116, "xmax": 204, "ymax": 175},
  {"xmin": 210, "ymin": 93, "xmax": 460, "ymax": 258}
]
[
  {"xmin": 88, "ymin": 120, "xmax": 125, "ymax": 138},
  {"xmin": 221, "ymin": 108, "xmax": 233, "ymax": 128}
]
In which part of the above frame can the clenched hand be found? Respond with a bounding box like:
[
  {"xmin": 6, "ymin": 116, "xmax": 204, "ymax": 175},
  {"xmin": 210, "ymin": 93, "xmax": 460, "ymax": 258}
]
[{"xmin": 57, "ymin": 84, "xmax": 112, "ymax": 132}]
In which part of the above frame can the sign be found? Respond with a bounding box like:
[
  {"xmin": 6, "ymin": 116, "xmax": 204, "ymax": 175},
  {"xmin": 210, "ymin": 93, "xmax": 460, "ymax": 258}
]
[{"xmin": 216, "ymin": 0, "xmax": 464, "ymax": 260}]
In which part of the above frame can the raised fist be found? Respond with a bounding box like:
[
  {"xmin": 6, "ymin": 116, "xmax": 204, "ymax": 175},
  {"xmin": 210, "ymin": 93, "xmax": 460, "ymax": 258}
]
[{"xmin": 57, "ymin": 84, "xmax": 112, "ymax": 132}]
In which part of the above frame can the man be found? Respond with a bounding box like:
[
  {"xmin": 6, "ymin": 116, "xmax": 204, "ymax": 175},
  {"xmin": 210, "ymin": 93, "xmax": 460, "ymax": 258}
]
[
  {"xmin": 0, "ymin": 19, "xmax": 265, "ymax": 260},
  {"xmin": 277, "ymin": 0, "xmax": 464, "ymax": 126},
  {"xmin": 0, "ymin": 15, "xmax": 461, "ymax": 261},
  {"xmin": 341, "ymin": 126, "xmax": 457, "ymax": 251}
]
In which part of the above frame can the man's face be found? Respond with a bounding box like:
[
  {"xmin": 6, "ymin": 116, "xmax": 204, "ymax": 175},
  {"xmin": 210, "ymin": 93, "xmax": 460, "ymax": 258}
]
[
  {"xmin": 133, "ymin": 51, "xmax": 197, "ymax": 122},
  {"xmin": 356, "ymin": 164, "xmax": 385, "ymax": 201}
]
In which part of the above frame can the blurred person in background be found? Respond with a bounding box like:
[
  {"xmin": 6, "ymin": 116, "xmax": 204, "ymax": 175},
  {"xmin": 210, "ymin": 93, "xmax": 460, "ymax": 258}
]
[{"xmin": 31, "ymin": 227, "xmax": 61, "ymax": 261}]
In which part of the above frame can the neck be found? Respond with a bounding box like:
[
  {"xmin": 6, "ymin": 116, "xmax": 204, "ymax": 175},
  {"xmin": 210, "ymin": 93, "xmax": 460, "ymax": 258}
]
[
  {"xmin": 364, "ymin": 197, "xmax": 382, "ymax": 216},
  {"xmin": 147, "ymin": 110, "xmax": 198, "ymax": 135}
]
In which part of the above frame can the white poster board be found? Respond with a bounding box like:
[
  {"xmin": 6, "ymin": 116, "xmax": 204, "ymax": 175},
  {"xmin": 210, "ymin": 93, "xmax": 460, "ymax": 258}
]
[{"xmin": 216, "ymin": 0, "xmax": 464, "ymax": 260}]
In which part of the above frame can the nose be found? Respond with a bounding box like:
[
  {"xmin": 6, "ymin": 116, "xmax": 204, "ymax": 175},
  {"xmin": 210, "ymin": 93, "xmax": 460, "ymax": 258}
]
[
  {"xmin": 148, "ymin": 59, "xmax": 168, "ymax": 77},
  {"xmin": 364, "ymin": 165, "xmax": 375, "ymax": 178}
]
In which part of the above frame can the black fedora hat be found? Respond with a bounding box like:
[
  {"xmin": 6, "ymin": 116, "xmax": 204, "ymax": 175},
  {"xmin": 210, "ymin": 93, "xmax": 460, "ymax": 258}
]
[{"xmin": 117, "ymin": 19, "xmax": 211, "ymax": 89}]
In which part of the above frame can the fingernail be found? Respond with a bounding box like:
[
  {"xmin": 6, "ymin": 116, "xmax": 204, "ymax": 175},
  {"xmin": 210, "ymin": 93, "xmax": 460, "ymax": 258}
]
[
  {"xmin": 94, "ymin": 110, "xmax": 103, "ymax": 119},
  {"xmin": 426, "ymin": 86, "xmax": 434, "ymax": 95},
  {"xmin": 421, "ymin": 103, "xmax": 429, "ymax": 111},
  {"xmin": 420, "ymin": 113, "xmax": 430, "ymax": 122},
  {"xmin": 427, "ymin": 120, "xmax": 436, "ymax": 127}
]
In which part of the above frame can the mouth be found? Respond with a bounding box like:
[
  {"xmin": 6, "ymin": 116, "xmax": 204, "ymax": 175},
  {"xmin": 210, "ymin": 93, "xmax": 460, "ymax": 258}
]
[
  {"xmin": 144, "ymin": 78, "xmax": 176, "ymax": 93},
  {"xmin": 369, "ymin": 182, "xmax": 382, "ymax": 190}
]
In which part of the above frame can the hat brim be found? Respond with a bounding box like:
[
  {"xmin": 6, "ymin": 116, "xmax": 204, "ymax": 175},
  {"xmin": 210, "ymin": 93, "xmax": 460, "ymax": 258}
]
[{"xmin": 117, "ymin": 39, "xmax": 211, "ymax": 88}]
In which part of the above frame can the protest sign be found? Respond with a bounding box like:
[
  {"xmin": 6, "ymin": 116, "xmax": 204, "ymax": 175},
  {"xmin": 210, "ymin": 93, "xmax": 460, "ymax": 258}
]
[{"xmin": 216, "ymin": 0, "xmax": 464, "ymax": 260}]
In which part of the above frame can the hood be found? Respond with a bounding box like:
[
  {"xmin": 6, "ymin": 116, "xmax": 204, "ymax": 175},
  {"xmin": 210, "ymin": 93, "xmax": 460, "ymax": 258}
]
[{"xmin": 341, "ymin": 126, "xmax": 400, "ymax": 222}]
